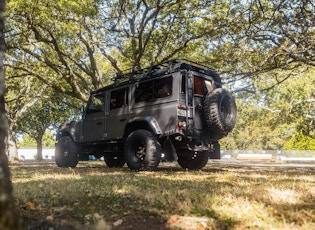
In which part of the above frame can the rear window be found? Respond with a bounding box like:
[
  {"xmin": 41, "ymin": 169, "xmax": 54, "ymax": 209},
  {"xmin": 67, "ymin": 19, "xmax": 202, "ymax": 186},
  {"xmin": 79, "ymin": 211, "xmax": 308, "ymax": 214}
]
[
  {"xmin": 181, "ymin": 76, "xmax": 213, "ymax": 97},
  {"xmin": 194, "ymin": 77, "xmax": 208, "ymax": 97}
]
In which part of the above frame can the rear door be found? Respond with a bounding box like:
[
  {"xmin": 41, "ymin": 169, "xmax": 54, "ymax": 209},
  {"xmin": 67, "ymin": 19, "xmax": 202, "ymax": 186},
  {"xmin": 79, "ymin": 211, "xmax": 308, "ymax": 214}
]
[
  {"xmin": 180, "ymin": 72, "xmax": 215, "ymax": 131},
  {"xmin": 193, "ymin": 73, "xmax": 215, "ymax": 130}
]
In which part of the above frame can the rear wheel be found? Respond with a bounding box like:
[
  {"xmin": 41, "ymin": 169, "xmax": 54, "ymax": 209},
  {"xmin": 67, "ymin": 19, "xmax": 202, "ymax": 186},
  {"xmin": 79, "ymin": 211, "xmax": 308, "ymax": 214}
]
[
  {"xmin": 105, "ymin": 151, "xmax": 125, "ymax": 168},
  {"xmin": 55, "ymin": 136, "xmax": 78, "ymax": 168},
  {"xmin": 124, "ymin": 130, "xmax": 161, "ymax": 171},
  {"xmin": 177, "ymin": 150, "xmax": 209, "ymax": 170}
]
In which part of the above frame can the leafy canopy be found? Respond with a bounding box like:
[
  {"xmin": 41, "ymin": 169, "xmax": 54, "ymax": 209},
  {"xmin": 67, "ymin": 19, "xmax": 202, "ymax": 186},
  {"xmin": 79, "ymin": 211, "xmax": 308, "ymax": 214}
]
[{"xmin": 5, "ymin": 0, "xmax": 315, "ymax": 150}]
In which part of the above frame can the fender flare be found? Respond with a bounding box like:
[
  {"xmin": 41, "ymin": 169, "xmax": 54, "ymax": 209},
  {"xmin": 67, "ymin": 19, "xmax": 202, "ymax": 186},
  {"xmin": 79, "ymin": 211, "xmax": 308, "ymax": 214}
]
[
  {"xmin": 124, "ymin": 116, "xmax": 162, "ymax": 137},
  {"xmin": 56, "ymin": 121, "xmax": 79, "ymax": 142}
]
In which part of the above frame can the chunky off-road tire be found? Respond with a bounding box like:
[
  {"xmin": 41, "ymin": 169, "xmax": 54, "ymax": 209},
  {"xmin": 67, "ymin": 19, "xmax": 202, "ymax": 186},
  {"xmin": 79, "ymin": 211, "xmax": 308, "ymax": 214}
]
[
  {"xmin": 203, "ymin": 88, "xmax": 237, "ymax": 135},
  {"xmin": 55, "ymin": 136, "xmax": 78, "ymax": 168},
  {"xmin": 177, "ymin": 150, "xmax": 209, "ymax": 170},
  {"xmin": 209, "ymin": 141, "xmax": 220, "ymax": 159},
  {"xmin": 124, "ymin": 130, "xmax": 162, "ymax": 171},
  {"xmin": 105, "ymin": 152, "xmax": 125, "ymax": 168}
]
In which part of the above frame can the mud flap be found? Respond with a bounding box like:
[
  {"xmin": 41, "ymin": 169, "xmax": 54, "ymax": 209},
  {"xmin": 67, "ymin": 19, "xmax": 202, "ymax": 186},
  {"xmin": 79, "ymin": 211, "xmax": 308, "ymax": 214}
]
[{"xmin": 163, "ymin": 137, "xmax": 178, "ymax": 161}]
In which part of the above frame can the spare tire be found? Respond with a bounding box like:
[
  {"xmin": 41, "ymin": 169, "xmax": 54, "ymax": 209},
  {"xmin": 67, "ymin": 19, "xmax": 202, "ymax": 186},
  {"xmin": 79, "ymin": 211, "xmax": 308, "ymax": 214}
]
[{"xmin": 203, "ymin": 88, "xmax": 237, "ymax": 135}]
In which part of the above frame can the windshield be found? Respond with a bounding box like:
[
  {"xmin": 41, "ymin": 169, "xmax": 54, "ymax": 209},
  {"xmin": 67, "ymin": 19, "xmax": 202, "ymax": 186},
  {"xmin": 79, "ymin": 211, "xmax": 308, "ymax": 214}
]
[{"xmin": 86, "ymin": 94, "xmax": 105, "ymax": 114}]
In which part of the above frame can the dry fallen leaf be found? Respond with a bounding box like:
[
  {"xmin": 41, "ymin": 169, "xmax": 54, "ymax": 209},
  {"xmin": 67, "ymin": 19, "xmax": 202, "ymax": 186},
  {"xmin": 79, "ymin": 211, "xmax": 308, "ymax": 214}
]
[
  {"xmin": 26, "ymin": 201, "xmax": 36, "ymax": 210},
  {"xmin": 46, "ymin": 215, "xmax": 54, "ymax": 221},
  {"xmin": 113, "ymin": 219, "xmax": 123, "ymax": 226},
  {"xmin": 167, "ymin": 214, "xmax": 179, "ymax": 224}
]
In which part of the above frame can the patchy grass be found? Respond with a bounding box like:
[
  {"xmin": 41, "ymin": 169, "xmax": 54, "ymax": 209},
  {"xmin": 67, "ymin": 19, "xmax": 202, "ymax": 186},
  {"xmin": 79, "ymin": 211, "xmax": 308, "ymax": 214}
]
[{"xmin": 10, "ymin": 161, "xmax": 315, "ymax": 230}]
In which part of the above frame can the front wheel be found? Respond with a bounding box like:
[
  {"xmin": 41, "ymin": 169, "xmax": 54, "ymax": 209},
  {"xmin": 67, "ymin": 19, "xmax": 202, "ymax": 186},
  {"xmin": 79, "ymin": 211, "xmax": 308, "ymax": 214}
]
[
  {"xmin": 55, "ymin": 136, "xmax": 78, "ymax": 168},
  {"xmin": 124, "ymin": 130, "xmax": 161, "ymax": 171}
]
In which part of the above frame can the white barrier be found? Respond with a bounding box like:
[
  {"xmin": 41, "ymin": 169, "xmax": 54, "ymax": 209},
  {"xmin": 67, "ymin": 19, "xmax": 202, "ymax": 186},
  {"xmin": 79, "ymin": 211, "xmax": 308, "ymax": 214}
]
[
  {"xmin": 221, "ymin": 150, "xmax": 315, "ymax": 162},
  {"xmin": 236, "ymin": 153, "xmax": 273, "ymax": 160},
  {"xmin": 17, "ymin": 148, "xmax": 315, "ymax": 162},
  {"xmin": 279, "ymin": 156, "xmax": 315, "ymax": 162},
  {"xmin": 18, "ymin": 148, "xmax": 55, "ymax": 160}
]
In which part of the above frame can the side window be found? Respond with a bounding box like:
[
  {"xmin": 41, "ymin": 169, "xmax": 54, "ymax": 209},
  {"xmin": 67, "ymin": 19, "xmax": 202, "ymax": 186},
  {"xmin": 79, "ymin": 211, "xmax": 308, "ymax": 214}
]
[
  {"xmin": 86, "ymin": 94, "xmax": 105, "ymax": 114},
  {"xmin": 135, "ymin": 81, "xmax": 154, "ymax": 103},
  {"xmin": 181, "ymin": 75, "xmax": 186, "ymax": 94},
  {"xmin": 135, "ymin": 76, "xmax": 172, "ymax": 103},
  {"xmin": 155, "ymin": 77, "xmax": 172, "ymax": 99},
  {"xmin": 110, "ymin": 87, "xmax": 129, "ymax": 110}
]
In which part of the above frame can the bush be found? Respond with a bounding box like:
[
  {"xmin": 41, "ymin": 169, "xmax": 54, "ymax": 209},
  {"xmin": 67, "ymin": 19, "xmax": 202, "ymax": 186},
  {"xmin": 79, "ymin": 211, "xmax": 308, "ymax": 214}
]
[{"xmin": 283, "ymin": 132, "xmax": 315, "ymax": 150}]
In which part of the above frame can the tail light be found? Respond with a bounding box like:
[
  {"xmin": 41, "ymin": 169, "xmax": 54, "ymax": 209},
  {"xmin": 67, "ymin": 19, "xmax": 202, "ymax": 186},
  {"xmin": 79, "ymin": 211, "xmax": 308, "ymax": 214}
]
[
  {"xmin": 178, "ymin": 104, "xmax": 187, "ymax": 109},
  {"xmin": 178, "ymin": 121, "xmax": 186, "ymax": 130}
]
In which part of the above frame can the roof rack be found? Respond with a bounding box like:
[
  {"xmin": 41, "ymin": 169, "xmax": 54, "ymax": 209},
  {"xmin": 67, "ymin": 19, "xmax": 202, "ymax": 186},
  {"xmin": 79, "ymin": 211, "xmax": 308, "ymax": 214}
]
[{"xmin": 113, "ymin": 58, "xmax": 217, "ymax": 85}]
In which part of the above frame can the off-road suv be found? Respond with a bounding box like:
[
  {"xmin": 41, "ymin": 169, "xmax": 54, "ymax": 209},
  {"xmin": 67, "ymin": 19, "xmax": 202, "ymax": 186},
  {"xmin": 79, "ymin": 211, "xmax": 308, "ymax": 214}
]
[{"xmin": 55, "ymin": 59, "xmax": 237, "ymax": 170}]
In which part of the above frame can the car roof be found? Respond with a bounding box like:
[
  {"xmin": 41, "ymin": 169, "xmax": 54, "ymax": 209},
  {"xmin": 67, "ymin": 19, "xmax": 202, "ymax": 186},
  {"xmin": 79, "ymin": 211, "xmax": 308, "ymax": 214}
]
[{"xmin": 91, "ymin": 59, "xmax": 221, "ymax": 95}]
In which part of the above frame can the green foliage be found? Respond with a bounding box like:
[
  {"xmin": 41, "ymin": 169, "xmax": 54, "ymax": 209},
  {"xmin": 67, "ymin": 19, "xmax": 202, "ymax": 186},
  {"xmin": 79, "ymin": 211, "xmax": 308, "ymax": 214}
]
[
  {"xmin": 283, "ymin": 132, "xmax": 315, "ymax": 150},
  {"xmin": 42, "ymin": 131, "xmax": 56, "ymax": 148},
  {"xmin": 5, "ymin": 0, "xmax": 315, "ymax": 151},
  {"xmin": 17, "ymin": 131, "xmax": 55, "ymax": 148},
  {"xmin": 14, "ymin": 93, "xmax": 79, "ymax": 159},
  {"xmin": 6, "ymin": 0, "xmax": 111, "ymax": 102},
  {"xmin": 17, "ymin": 134, "xmax": 35, "ymax": 148},
  {"xmin": 7, "ymin": 0, "xmax": 314, "ymax": 97},
  {"xmin": 16, "ymin": 94, "xmax": 79, "ymax": 136},
  {"xmin": 222, "ymin": 69, "xmax": 315, "ymax": 150}
]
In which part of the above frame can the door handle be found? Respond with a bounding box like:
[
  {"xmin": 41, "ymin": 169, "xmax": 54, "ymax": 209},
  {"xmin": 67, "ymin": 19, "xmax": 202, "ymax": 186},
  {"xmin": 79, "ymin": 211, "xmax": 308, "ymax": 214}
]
[
  {"xmin": 96, "ymin": 122, "xmax": 103, "ymax": 125},
  {"xmin": 119, "ymin": 118, "xmax": 126, "ymax": 122}
]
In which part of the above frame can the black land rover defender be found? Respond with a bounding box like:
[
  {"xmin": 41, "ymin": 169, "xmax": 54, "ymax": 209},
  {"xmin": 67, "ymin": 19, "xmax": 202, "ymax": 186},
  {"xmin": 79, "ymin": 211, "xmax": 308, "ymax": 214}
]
[{"xmin": 55, "ymin": 59, "xmax": 237, "ymax": 170}]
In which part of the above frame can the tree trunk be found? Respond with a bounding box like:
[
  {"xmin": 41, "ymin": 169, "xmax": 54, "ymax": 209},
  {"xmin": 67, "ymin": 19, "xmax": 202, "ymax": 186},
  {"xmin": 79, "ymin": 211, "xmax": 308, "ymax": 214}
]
[
  {"xmin": 36, "ymin": 137, "xmax": 43, "ymax": 161},
  {"xmin": 0, "ymin": 154, "xmax": 23, "ymax": 229},
  {"xmin": 0, "ymin": 1, "xmax": 23, "ymax": 229},
  {"xmin": 7, "ymin": 128, "xmax": 18, "ymax": 161}
]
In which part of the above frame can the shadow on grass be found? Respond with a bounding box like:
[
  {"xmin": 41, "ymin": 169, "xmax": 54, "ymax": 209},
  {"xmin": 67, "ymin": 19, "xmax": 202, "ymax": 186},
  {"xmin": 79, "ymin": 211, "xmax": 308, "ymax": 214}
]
[{"xmin": 10, "ymin": 161, "xmax": 315, "ymax": 230}]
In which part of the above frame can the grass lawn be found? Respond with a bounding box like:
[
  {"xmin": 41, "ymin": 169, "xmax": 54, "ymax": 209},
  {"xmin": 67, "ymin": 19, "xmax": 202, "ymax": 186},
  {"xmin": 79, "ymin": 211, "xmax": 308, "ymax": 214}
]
[{"xmin": 10, "ymin": 161, "xmax": 315, "ymax": 230}]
